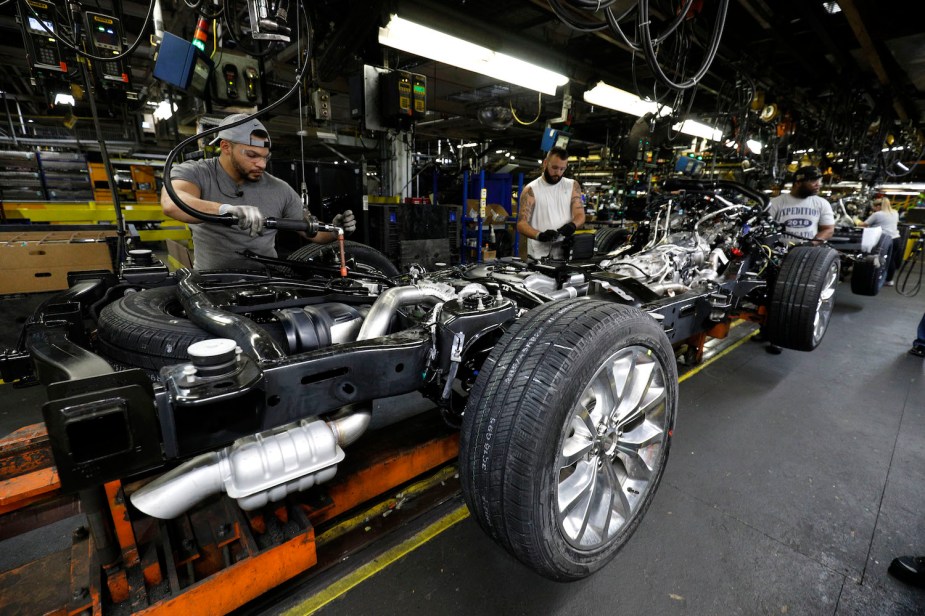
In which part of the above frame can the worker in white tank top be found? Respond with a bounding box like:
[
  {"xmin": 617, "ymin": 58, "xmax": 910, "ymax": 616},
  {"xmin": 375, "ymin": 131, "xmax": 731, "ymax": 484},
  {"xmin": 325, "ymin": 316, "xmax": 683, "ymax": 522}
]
[{"xmin": 517, "ymin": 147, "xmax": 586, "ymax": 259}]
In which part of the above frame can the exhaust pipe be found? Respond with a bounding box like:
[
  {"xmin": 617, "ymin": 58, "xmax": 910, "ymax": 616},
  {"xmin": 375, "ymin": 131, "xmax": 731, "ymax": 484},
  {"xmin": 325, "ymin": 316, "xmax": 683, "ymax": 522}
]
[{"xmin": 131, "ymin": 419, "xmax": 344, "ymax": 519}]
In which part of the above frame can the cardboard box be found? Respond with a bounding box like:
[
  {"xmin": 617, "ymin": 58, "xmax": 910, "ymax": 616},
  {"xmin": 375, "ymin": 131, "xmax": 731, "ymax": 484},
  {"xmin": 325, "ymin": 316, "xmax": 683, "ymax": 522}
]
[
  {"xmin": 0, "ymin": 231, "xmax": 115, "ymax": 294},
  {"xmin": 481, "ymin": 248, "xmax": 497, "ymax": 261},
  {"xmin": 466, "ymin": 200, "xmax": 511, "ymax": 223},
  {"xmin": 166, "ymin": 238, "xmax": 194, "ymax": 270}
]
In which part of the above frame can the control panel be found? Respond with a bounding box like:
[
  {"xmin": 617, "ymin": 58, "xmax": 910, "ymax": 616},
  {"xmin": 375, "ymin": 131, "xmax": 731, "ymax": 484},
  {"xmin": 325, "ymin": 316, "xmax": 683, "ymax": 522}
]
[
  {"xmin": 84, "ymin": 11, "xmax": 129, "ymax": 86},
  {"xmin": 313, "ymin": 88, "xmax": 331, "ymax": 121},
  {"xmin": 210, "ymin": 50, "xmax": 261, "ymax": 106},
  {"xmin": 380, "ymin": 69, "xmax": 426, "ymax": 129},
  {"xmin": 17, "ymin": 0, "xmax": 67, "ymax": 75}
]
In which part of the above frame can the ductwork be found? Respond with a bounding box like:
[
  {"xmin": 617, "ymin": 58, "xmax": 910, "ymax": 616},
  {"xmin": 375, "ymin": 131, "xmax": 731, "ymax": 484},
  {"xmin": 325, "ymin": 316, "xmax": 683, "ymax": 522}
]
[
  {"xmin": 175, "ymin": 269, "xmax": 287, "ymax": 362},
  {"xmin": 131, "ymin": 419, "xmax": 344, "ymax": 519},
  {"xmin": 357, "ymin": 281, "xmax": 456, "ymax": 340}
]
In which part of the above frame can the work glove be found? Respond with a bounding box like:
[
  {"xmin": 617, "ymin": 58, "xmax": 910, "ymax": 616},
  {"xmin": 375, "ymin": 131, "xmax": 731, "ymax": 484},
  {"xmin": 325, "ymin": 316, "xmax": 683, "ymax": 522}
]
[
  {"xmin": 537, "ymin": 229, "xmax": 558, "ymax": 242},
  {"xmin": 219, "ymin": 203, "xmax": 264, "ymax": 237},
  {"xmin": 557, "ymin": 222, "xmax": 577, "ymax": 237},
  {"xmin": 332, "ymin": 210, "xmax": 357, "ymax": 235}
]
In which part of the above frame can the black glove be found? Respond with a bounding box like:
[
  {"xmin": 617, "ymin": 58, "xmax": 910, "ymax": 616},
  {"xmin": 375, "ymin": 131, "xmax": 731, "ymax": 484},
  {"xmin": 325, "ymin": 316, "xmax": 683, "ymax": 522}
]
[
  {"xmin": 557, "ymin": 222, "xmax": 577, "ymax": 237},
  {"xmin": 219, "ymin": 203, "xmax": 264, "ymax": 237},
  {"xmin": 537, "ymin": 229, "xmax": 558, "ymax": 242}
]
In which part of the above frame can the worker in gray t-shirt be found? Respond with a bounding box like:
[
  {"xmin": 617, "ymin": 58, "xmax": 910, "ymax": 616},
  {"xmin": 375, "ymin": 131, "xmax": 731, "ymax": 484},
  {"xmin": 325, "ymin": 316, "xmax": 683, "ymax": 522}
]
[
  {"xmin": 768, "ymin": 165, "xmax": 835, "ymax": 244},
  {"xmin": 161, "ymin": 113, "xmax": 355, "ymax": 270}
]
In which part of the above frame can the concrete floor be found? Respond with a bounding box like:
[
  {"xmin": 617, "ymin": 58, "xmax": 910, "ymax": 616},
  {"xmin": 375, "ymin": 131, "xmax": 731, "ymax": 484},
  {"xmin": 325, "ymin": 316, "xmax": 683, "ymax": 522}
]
[
  {"xmin": 267, "ymin": 284, "xmax": 925, "ymax": 615},
  {"xmin": 2, "ymin": 277, "xmax": 924, "ymax": 615}
]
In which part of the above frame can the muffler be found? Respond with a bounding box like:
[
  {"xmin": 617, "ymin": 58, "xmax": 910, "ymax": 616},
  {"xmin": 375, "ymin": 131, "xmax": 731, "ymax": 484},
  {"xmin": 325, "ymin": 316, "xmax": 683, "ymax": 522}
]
[{"xmin": 131, "ymin": 419, "xmax": 345, "ymax": 518}]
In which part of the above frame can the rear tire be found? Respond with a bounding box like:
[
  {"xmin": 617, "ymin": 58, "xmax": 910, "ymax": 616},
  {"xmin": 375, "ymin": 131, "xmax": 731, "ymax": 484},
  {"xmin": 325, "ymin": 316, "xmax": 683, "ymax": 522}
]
[
  {"xmin": 460, "ymin": 299, "xmax": 677, "ymax": 581},
  {"xmin": 766, "ymin": 246, "xmax": 840, "ymax": 351},
  {"xmin": 594, "ymin": 227, "xmax": 629, "ymax": 255},
  {"xmin": 850, "ymin": 234, "xmax": 891, "ymax": 296}
]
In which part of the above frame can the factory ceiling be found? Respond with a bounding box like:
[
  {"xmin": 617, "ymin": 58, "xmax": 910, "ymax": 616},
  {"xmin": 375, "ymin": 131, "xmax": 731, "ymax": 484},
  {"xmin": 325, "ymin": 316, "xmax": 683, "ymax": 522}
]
[{"xmin": 0, "ymin": 0, "xmax": 923, "ymax": 183}]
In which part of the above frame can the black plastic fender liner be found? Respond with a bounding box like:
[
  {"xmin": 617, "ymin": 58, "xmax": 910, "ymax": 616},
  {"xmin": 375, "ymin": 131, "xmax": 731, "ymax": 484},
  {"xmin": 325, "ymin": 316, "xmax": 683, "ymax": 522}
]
[{"xmin": 25, "ymin": 323, "xmax": 115, "ymax": 386}]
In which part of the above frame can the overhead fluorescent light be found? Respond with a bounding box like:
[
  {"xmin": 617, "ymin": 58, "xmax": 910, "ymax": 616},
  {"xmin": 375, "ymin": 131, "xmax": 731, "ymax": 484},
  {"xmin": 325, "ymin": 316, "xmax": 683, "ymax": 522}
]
[
  {"xmin": 583, "ymin": 81, "xmax": 672, "ymax": 117},
  {"xmin": 379, "ymin": 15, "xmax": 568, "ymax": 95},
  {"xmin": 672, "ymin": 120, "xmax": 724, "ymax": 141},
  {"xmin": 822, "ymin": 2, "xmax": 841, "ymax": 14},
  {"xmin": 153, "ymin": 100, "xmax": 176, "ymax": 121},
  {"xmin": 746, "ymin": 139, "xmax": 764, "ymax": 154},
  {"xmin": 54, "ymin": 93, "xmax": 75, "ymax": 106}
]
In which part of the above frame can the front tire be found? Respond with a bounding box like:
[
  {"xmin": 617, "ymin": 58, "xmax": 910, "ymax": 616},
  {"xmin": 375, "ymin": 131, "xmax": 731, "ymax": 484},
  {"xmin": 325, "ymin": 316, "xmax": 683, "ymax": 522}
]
[
  {"xmin": 766, "ymin": 246, "xmax": 840, "ymax": 351},
  {"xmin": 459, "ymin": 299, "xmax": 677, "ymax": 581}
]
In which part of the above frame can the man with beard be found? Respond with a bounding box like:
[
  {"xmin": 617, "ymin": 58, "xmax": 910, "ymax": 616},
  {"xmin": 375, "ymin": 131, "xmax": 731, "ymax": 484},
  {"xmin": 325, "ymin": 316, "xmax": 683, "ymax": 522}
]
[
  {"xmin": 161, "ymin": 113, "xmax": 355, "ymax": 270},
  {"xmin": 768, "ymin": 165, "xmax": 834, "ymax": 244},
  {"xmin": 517, "ymin": 146, "xmax": 585, "ymax": 260},
  {"xmin": 757, "ymin": 165, "xmax": 835, "ymax": 354}
]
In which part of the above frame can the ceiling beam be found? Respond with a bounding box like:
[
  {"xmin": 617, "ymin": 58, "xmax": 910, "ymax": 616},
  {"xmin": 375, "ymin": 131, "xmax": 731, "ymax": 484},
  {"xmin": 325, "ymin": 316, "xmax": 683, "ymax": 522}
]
[{"xmin": 838, "ymin": 0, "xmax": 909, "ymax": 121}]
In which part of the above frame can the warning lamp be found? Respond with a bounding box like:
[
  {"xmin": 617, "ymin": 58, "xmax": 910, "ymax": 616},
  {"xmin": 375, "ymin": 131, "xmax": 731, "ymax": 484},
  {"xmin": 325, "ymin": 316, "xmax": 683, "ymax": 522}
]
[{"xmin": 192, "ymin": 17, "xmax": 209, "ymax": 53}]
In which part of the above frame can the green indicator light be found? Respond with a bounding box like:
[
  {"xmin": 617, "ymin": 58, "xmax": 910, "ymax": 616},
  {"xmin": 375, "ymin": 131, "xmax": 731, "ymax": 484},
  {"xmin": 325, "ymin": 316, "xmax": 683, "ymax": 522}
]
[{"xmin": 192, "ymin": 39, "xmax": 205, "ymax": 52}]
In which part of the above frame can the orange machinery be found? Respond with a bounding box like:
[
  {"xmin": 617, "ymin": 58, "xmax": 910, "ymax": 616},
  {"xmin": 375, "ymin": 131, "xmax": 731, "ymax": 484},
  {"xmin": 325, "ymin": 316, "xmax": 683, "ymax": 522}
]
[{"xmin": 0, "ymin": 415, "xmax": 458, "ymax": 614}]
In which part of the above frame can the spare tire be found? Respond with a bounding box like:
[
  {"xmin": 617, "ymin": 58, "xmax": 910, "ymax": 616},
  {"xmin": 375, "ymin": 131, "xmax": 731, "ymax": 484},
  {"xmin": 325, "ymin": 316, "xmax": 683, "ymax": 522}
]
[
  {"xmin": 96, "ymin": 286, "xmax": 212, "ymax": 371},
  {"xmin": 96, "ymin": 286, "xmax": 287, "ymax": 371},
  {"xmin": 460, "ymin": 299, "xmax": 677, "ymax": 581},
  {"xmin": 850, "ymin": 234, "xmax": 892, "ymax": 296},
  {"xmin": 766, "ymin": 246, "xmax": 840, "ymax": 351},
  {"xmin": 283, "ymin": 240, "xmax": 399, "ymax": 278}
]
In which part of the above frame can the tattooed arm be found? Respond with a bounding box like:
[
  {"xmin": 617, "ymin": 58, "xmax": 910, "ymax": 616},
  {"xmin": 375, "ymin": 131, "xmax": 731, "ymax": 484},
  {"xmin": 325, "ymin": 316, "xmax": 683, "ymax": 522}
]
[
  {"xmin": 570, "ymin": 180, "xmax": 586, "ymax": 227},
  {"xmin": 516, "ymin": 186, "xmax": 541, "ymax": 239}
]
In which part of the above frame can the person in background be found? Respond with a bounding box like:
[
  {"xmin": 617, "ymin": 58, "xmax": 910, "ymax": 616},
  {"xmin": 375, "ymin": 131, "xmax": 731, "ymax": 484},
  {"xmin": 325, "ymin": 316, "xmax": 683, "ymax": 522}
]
[
  {"xmin": 161, "ymin": 113, "xmax": 355, "ymax": 270},
  {"xmin": 758, "ymin": 165, "xmax": 836, "ymax": 354},
  {"xmin": 889, "ymin": 309, "xmax": 925, "ymax": 581},
  {"xmin": 768, "ymin": 165, "xmax": 835, "ymax": 244},
  {"xmin": 890, "ymin": 554, "xmax": 925, "ymax": 587},
  {"xmin": 909, "ymin": 312, "xmax": 925, "ymax": 358},
  {"xmin": 517, "ymin": 146, "xmax": 585, "ymax": 260},
  {"xmin": 857, "ymin": 196, "xmax": 901, "ymax": 286}
]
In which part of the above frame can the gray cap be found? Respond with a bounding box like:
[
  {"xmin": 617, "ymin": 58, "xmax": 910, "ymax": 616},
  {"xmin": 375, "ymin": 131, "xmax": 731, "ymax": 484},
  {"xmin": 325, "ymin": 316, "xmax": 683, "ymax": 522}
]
[{"xmin": 216, "ymin": 113, "xmax": 271, "ymax": 148}]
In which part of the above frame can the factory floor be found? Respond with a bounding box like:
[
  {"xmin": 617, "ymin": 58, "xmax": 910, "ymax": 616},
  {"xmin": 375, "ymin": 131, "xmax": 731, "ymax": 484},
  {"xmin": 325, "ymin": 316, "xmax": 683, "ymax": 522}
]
[
  {"xmin": 1, "ymin": 275, "xmax": 924, "ymax": 615},
  {"xmin": 263, "ymin": 282, "xmax": 925, "ymax": 615}
]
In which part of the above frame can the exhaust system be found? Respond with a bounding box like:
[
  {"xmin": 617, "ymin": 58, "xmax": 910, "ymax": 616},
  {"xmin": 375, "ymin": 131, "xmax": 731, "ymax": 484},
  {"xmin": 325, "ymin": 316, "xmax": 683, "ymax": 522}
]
[{"xmin": 133, "ymin": 281, "xmax": 459, "ymax": 518}]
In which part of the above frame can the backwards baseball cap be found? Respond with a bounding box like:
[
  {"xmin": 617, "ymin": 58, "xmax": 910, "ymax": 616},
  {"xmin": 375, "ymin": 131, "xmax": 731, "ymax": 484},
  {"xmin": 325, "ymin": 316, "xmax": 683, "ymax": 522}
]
[
  {"xmin": 794, "ymin": 165, "xmax": 822, "ymax": 182},
  {"xmin": 216, "ymin": 113, "xmax": 271, "ymax": 148}
]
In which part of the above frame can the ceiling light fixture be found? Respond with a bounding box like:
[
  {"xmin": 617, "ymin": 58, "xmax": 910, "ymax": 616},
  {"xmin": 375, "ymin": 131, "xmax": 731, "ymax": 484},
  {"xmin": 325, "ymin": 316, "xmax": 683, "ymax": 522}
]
[
  {"xmin": 54, "ymin": 93, "xmax": 75, "ymax": 106},
  {"xmin": 673, "ymin": 120, "xmax": 724, "ymax": 141},
  {"xmin": 746, "ymin": 139, "xmax": 764, "ymax": 154},
  {"xmin": 153, "ymin": 100, "xmax": 176, "ymax": 121},
  {"xmin": 379, "ymin": 15, "xmax": 568, "ymax": 95},
  {"xmin": 583, "ymin": 81, "xmax": 672, "ymax": 117}
]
